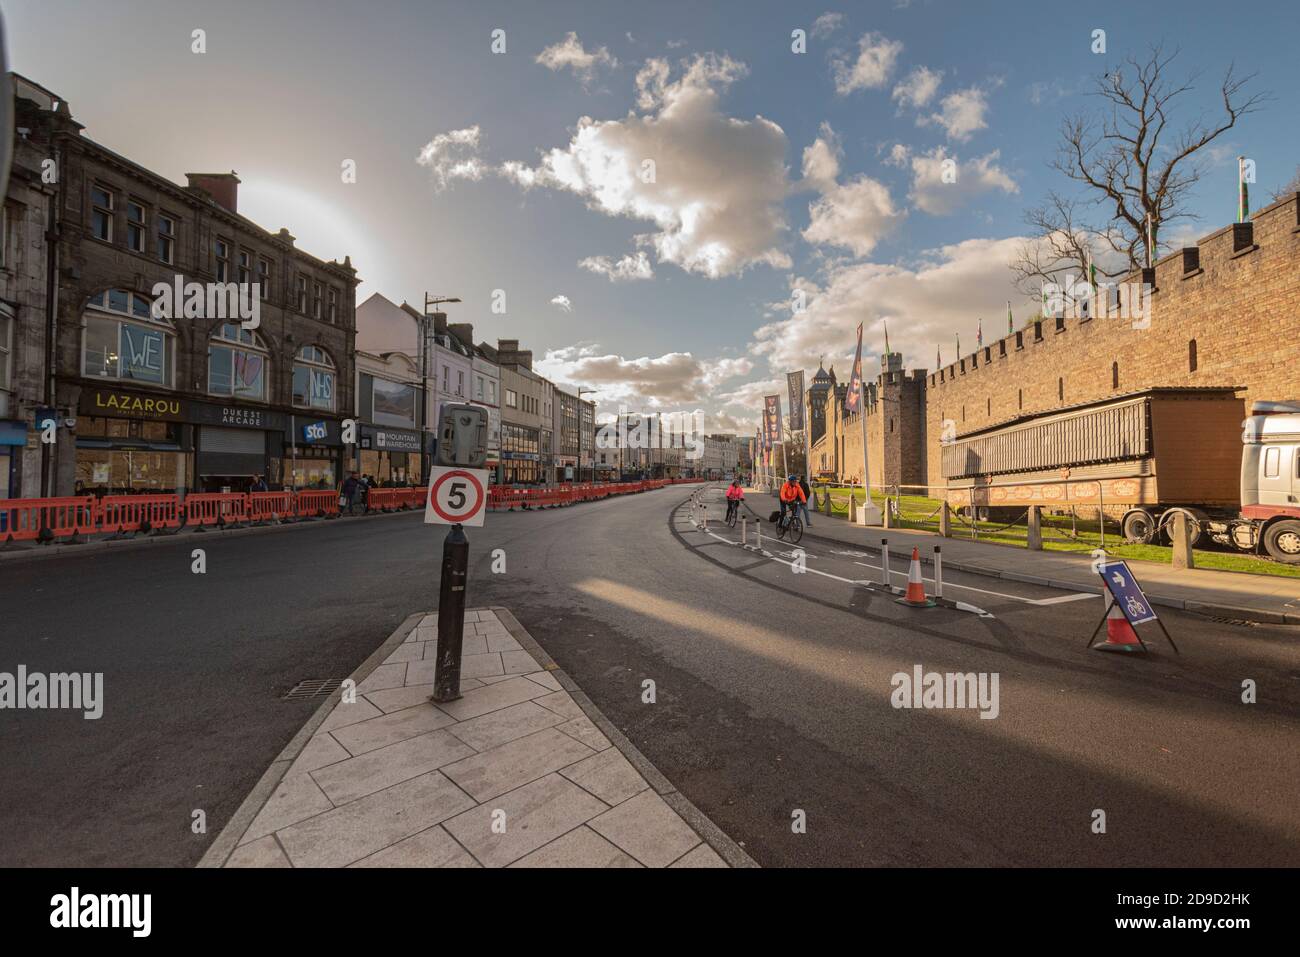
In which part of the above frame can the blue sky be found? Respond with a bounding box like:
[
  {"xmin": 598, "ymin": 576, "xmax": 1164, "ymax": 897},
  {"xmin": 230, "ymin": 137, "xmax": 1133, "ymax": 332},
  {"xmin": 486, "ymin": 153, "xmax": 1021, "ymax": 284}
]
[{"xmin": 7, "ymin": 0, "xmax": 1298, "ymax": 430}]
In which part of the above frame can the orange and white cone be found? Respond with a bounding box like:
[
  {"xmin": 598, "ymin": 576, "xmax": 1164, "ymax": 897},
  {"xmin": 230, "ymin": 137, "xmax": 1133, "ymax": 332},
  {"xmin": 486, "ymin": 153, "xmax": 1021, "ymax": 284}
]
[
  {"xmin": 895, "ymin": 546, "xmax": 936, "ymax": 608},
  {"xmin": 1091, "ymin": 593, "xmax": 1145, "ymax": 653}
]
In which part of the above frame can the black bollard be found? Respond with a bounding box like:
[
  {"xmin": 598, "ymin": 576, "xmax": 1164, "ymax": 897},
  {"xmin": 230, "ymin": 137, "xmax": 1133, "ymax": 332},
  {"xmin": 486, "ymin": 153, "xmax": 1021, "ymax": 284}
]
[{"xmin": 432, "ymin": 523, "xmax": 469, "ymax": 703}]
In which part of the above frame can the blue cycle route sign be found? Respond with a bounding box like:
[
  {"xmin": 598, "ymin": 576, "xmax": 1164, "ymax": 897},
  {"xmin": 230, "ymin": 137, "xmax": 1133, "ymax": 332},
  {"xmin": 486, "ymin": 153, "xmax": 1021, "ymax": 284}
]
[{"xmin": 1097, "ymin": 560, "xmax": 1159, "ymax": 626}]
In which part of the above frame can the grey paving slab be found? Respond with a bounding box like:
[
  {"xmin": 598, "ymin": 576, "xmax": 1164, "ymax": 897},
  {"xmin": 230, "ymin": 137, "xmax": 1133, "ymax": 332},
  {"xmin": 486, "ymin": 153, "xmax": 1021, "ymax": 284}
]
[
  {"xmin": 443, "ymin": 773, "xmax": 609, "ymax": 867},
  {"xmin": 533, "ymin": 690, "xmax": 585, "ymax": 721},
  {"xmin": 289, "ymin": 732, "xmax": 351, "ymax": 775},
  {"xmin": 226, "ymin": 835, "xmax": 292, "ymax": 868},
  {"xmin": 356, "ymin": 662, "xmax": 407, "ymax": 694},
  {"xmin": 404, "ymin": 658, "xmax": 491, "ymax": 687},
  {"xmin": 458, "ymin": 652, "xmax": 506, "ymax": 679},
  {"xmin": 350, "ymin": 825, "xmax": 480, "ymax": 868},
  {"xmin": 330, "ymin": 703, "xmax": 458, "ymax": 756},
  {"xmin": 432, "ymin": 676, "xmax": 555, "ymax": 722},
  {"xmin": 589, "ymin": 790, "xmax": 702, "ymax": 867},
  {"xmin": 555, "ymin": 715, "xmax": 612, "ymax": 753},
  {"xmin": 485, "ymin": 632, "xmax": 523, "ymax": 652},
  {"xmin": 510, "ymin": 825, "xmax": 642, "ymax": 868},
  {"xmin": 316, "ymin": 697, "xmax": 383, "ymax": 735},
  {"xmin": 477, "ymin": 674, "xmax": 516, "ymax": 685},
  {"xmin": 501, "ymin": 650, "xmax": 541, "ymax": 674},
  {"xmin": 423, "ymin": 633, "xmax": 488, "ymax": 657},
  {"xmin": 671, "ymin": 843, "xmax": 729, "ymax": 868},
  {"xmin": 442, "ymin": 727, "xmax": 595, "ymax": 802},
  {"xmin": 524, "ymin": 671, "xmax": 562, "ymax": 692},
  {"xmin": 311, "ymin": 729, "xmax": 475, "ymax": 805},
  {"xmin": 239, "ymin": 773, "xmax": 333, "ymax": 845},
  {"xmin": 383, "ymin": 643, "xmax": 426, "ymax": 664},
  {"xmin": 277, "ymin": 771, "xmax": 475, "ymax": 868},
  {"xmin": 560, "ymin": 748, "xmax": 647, "ymax": 805},
  {"xmin": 444, "ymin": 701, "xmax": 566, "ymax": 752}
]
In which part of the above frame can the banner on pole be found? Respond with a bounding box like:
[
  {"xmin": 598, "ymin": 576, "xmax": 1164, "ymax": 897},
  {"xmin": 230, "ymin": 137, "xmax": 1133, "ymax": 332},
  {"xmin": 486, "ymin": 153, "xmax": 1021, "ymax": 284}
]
[
  {"xmin": 843, "ymin": 323, "xmax": 864, "ymax": 415},
  {"xmin": 786, "ymin": 371, "xmax": 805, "ymax": 432},
  {"xmin": 763, "ymin": 395, "xmax": 782, "ymax": 448}
]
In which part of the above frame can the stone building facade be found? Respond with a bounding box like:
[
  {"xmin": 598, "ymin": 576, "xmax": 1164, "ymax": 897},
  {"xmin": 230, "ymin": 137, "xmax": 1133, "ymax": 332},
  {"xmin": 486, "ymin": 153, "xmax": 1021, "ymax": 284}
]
[
  {"xmin": 807, "ymin": 353, "xmax": 928, "ymax": 489},
  {"xmin": 14, "ymin": 76, "xmax": 359, "ymax": 496},
  {"xmin": 923, "ymin": 193, "xmax": 1300, "ymax": 488}
]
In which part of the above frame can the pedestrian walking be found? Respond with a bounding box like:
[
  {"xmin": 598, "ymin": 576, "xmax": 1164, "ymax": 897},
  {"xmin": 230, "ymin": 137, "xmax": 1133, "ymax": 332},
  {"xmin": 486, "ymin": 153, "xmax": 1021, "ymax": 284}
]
[{"xmin": 797, "ymin": 475, "xmax": 814, "ymax": 527}]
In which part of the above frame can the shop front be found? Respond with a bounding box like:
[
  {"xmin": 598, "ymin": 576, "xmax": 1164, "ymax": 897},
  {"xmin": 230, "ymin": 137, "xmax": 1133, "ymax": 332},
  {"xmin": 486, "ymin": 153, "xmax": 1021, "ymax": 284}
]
[
  {"xmin": 281, "ymin": 415, "xmax": 345, "ymax": 490},
  {"xmin": 357, "ymin": 424, "xmax": 429, "ymax": 486},
  {"xmin": 190, "ymin": 402, "xmax": 287, "ymax": 492},
  {"xmin": 0, "ymin": 420, "xmax": 27, "ymax": 499},
  {"xmin": 75, "ymin": 388, "xmax": 192, "ymax": 495}
]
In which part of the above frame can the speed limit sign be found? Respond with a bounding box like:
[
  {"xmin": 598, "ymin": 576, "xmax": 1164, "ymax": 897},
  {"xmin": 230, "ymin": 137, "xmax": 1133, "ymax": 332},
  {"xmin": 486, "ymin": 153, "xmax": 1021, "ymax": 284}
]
[{"xmin": 424, "ymin": 466, "xmax": 489, "ymax": 527}]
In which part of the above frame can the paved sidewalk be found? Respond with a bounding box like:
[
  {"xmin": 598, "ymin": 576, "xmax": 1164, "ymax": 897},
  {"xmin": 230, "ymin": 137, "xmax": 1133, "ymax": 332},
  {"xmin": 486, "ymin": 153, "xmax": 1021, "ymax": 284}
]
[
  {"xmin": 738, "ymin": 488, "xmax": 1300, "ymax": 624},
  {"xmin": 201, "ymin": 608, "xmax": 750, "ymax": 869}
]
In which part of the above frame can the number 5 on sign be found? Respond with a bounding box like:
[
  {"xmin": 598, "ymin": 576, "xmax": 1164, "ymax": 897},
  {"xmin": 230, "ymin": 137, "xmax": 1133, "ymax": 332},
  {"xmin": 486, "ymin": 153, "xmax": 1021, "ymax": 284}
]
[{"xmin": 424, "ymin": 467, "xmax": 489, "ymax": 527}]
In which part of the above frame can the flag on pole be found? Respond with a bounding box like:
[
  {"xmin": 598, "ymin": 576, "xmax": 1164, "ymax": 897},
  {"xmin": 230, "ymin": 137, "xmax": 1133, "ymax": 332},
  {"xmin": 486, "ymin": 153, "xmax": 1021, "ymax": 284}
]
[
  {"xmin": 936, "ymin": 342, "xmax": 941, "ymax": 369},
  {"xmin": 883, "ymin": 319, "xmax": 891, "ymax": 356},
  {"xmin": 1238, "ymin": 156, "xmax": 1250, "ymax": 223},
  {"xmin": 843, "ymin": 322, "xmax": 865, "ymax": 415},
  {"xmin": 976, "ymin": 318, "xmax": 983, "ymax": 349},
  {"xmin": 786, "ymin": 370, "xmax": 805, "ymax": 432},
  {"xmin": 955, "ymin": 332, "xmax": 961, "ymax": 358},
  {"xmin": 1007, "ymin": 301, "xmax": 1013, "ymax": 335}
]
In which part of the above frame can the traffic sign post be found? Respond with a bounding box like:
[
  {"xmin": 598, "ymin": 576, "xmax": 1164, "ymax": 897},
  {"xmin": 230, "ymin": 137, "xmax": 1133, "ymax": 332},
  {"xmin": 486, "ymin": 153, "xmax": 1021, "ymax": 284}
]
[
  {"xmin": 424, "ymin": 465, "xmax": 490, "ymax": 703},
  {"xmin": 1087, "ymin": 559, "xmax": 1180, "ymax": 654}
]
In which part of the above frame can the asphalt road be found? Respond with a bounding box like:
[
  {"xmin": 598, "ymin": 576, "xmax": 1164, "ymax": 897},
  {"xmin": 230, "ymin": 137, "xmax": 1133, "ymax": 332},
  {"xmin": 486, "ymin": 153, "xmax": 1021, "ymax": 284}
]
[{"xmin": 1, "ymin": 485, "xmax": 1297, "ymax": 867}]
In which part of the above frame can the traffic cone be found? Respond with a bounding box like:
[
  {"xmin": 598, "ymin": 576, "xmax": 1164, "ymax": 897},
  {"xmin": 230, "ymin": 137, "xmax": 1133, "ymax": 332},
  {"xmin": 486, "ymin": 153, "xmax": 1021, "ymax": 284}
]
[
  {"xmin": 1091, "ymin": 593, "xmax": 1145, "ymax": 653},
  {"xmin": 895, "ymin": 547, "xmax": 936, "ymax": 608}
]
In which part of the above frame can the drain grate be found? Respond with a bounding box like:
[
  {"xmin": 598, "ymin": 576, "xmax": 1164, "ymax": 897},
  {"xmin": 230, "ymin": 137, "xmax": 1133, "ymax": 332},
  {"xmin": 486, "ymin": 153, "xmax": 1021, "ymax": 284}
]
[
  {"xmin": 283, "ymin": 678, "xmax": 345, "ymax": 700},
  {"xmin": 1206, "ymin": 616, "xmax": 1260, "ymax": 628}
]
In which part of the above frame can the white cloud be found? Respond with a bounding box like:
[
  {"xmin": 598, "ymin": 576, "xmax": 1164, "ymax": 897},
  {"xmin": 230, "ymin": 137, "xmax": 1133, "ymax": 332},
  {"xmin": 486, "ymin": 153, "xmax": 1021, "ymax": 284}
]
[
  {"xmin": 832, "ymin": 32, "xmax": 903, "ymax": 95},
  {"xmin": 536, "ymin": 345, "xmax": 752, "ymax": 410},
  {"xmin": 750, "ymin": 236, "xmax": 1029, "ymax": 379},
  {"xmin": 536, "ymin": 32, "xmax": 618, "ymax": 85},
  {"xmin": 800, "ymin": 122, "xmax": 841, "ymax": 191},
  {"xmin": 908, "ymin": 147, "xmax": 1018, "ymax": 215},
  {"xmin": 811, "ymin": 12, "xmax": 845, "ymax": 39},
  {"xmin": 579, "ymin": 251, "xmax": 655, "ymax": 281},
  {"xmin": 503, "ymin": 53, "xmax": 791, "ymax": 278},
  {"xmin": 550, "ymin": 295, "xmax": 573, "ymax": 312},
  {"xmin": 922, "ymin": 84, "xmax": 994, "ymax": 142},
  {"xmin": 803, "ymin": 177, "xmax": 904, "ymax": 257},
  {"xmin": 415, "ymin": 126, "xmax": 486, "ymax": 190},
  {"xmin": 892, "ymin": 66, "xmax": 943, "ymax": 109}
]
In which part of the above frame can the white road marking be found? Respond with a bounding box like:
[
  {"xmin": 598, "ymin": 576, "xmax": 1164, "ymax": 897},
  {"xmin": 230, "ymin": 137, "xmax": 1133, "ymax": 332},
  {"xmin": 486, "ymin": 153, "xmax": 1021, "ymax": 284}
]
[
  {"xmin": 694, "ymin": 523, "xmax": 994, "ymax": 618},
  {"xmin": 851, "ymin": 560, "xmax": 1098, "ymax": 606}
]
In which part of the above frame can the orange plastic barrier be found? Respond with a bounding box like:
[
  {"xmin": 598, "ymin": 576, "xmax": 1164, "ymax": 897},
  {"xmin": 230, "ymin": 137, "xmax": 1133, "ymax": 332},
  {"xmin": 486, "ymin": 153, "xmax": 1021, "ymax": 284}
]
[
  {"xmin": 184, "ymin": 492, "xmax": 249, "ymax": 527},
  {"xmin": 364, "ymin": 488, "xmax": 405, "ymax": 511},
  {"xmin": 296, "ymin": 489, "xmax": 340, "ymax": 517},
  {"xmin": 99, "ymin": 494, "xmax": 183, "ymax": 533},
  {"xmin": 248, "ymin": 491, "xmax": 293, "ymax": 522},
  {"xmin": 0, "ymin": 496, "xmax": 97, "ymax": 542}
]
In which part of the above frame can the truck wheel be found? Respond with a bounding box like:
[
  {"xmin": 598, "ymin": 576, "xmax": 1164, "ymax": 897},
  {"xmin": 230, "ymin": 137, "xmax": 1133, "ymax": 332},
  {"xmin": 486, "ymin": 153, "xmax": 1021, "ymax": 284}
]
[
  {"xmin": 1121, "ymin": 509, "xmax": 1155, "ymax": 544},
  {"xmin": 1262, "ymin": 520, "xmax": 1300, "ymax": 563}
]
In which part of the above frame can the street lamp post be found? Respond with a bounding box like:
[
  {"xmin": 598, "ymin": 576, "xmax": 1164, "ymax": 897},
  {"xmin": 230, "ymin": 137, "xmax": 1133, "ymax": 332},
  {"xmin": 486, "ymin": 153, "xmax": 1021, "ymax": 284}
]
[
  {"xmin": 418, "ymin": 294, "xmax": 462, "ymax": 481},
  {"xmin": 578, "ymin": 387, "xmax": 596, "ymax": 483}
]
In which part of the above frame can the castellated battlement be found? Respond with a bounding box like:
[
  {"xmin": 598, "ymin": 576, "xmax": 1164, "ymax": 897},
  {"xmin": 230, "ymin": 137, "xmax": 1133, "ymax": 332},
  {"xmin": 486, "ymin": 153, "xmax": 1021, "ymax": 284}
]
[{"xmin": 922, "ymin": 193, "xmax": 1300, "ymax": 487}]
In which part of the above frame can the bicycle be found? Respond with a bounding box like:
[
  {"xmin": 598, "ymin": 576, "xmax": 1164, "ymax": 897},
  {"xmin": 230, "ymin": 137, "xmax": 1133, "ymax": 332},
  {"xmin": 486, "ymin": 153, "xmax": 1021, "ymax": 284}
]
[
  {"xmin": 775, "ymin": 507, "xmax": 803, "ymax": 544},
  {"xmin": 725, "ymin": 497, "xmax": 743, "ymax": 527}
]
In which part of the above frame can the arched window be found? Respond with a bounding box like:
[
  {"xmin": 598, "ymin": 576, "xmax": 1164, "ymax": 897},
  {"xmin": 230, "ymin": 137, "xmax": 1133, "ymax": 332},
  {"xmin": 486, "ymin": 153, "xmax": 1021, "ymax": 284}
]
[
  {"xmin": 82, "ymin": 288, "xmax": 175, "ymax": 387},
  {"xmin": 293, "ymin": 344, "xmax": 336, "ymax": 411},
  {"xmin": 208, "ymin": 323, "xmax": 269, "ymax": 401},
  {"xmin": 1189, "ymin": 339, "xmax": 1198, "ymax": 373}
]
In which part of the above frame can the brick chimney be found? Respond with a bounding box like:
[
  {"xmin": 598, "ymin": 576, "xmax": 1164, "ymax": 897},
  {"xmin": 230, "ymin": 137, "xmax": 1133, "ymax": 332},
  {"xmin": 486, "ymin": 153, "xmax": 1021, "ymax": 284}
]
[
  {"xmin": 186, "ymin": 171, "xmax": 241, "ymax": 213},
  {"xmin": 449, "ymin": 323, "xmax": 475, "ymax": 348}
]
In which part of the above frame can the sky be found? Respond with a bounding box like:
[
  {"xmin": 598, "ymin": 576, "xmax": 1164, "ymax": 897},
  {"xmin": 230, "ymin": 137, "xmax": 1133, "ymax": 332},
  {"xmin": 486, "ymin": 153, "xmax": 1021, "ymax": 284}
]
[{"xmin": 7, "ymin": 0, "xmax": 1299, "ymax": 432}]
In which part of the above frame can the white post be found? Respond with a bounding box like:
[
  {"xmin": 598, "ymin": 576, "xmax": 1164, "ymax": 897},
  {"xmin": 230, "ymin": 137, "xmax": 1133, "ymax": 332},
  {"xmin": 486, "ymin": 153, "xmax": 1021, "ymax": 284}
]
[
  {"xmin": 881, "ymin": 538, "xmax": 890, "ymax": 587},
  {"xmin": 756, "ymin": 516, "xmax": 763, "ymax": 550},
  {"xmin": 933, "ymin": 545, "xmax": 943, "ymax": 599},
  {"xmin": 742, "ymin": 516, "xmax": 748, "ymax": 546}
]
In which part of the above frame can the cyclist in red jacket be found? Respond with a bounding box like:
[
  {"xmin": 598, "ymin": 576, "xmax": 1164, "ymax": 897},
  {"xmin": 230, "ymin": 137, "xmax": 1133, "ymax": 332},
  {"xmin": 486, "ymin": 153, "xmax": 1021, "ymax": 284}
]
[{"xmin": 724, "ymin": 479, "xmax": 745, "ymax": 524}]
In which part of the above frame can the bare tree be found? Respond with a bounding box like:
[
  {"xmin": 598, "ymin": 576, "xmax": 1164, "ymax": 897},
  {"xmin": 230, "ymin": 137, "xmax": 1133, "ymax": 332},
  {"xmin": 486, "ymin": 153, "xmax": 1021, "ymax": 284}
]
[
  {"xmin": 1014, "ymin": 44, "xmax": 1267, "ymax": 302},
  {"xmin": 1272, "ymin": 165, "xmax": 1300, "ymax": 202}
]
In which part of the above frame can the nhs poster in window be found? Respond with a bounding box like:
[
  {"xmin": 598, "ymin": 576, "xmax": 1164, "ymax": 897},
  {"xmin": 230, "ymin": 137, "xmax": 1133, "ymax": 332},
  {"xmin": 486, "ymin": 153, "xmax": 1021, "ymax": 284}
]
[{"xmin": 120, "ymin": 325, "xmax": 166, "ymax": 384}]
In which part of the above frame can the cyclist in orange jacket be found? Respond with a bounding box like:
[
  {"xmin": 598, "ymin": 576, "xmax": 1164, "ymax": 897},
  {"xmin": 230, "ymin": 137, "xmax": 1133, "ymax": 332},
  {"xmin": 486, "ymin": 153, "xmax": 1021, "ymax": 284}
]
[
  {"xmin": 725, "ymin": 478, "xmax": 745, "ymax": 523},
  {"xmin": 779, "ymin": 474, "xmax": 805, "ymax": 526}
]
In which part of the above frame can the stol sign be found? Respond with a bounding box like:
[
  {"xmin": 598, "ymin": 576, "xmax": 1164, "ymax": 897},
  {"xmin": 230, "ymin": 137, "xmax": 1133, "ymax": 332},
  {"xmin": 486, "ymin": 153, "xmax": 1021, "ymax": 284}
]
[{"xmin": 424, "ymin": 466, "xmax": 488, "ymax": 527}]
